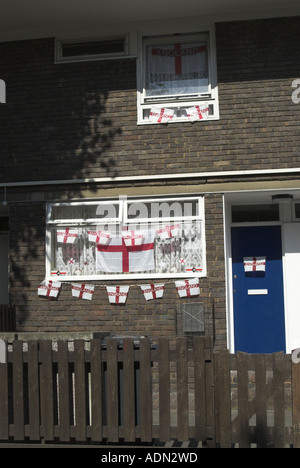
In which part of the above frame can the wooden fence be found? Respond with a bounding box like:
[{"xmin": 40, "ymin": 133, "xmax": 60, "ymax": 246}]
[{"xmin": 0, "ymin": 336, "xmax": 300, "ymax": 447}]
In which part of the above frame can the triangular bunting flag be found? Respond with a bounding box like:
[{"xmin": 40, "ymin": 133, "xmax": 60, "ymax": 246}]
[
  {"xmin": 88, "ymin": 230, "xmax": 111, "ymax": 245},
  {"xmin": 122, "ymin": 230, "xmax": 144, "ymax": 246},
  {"xmin": 38, "ymin": 280, "xmax": 61, "ymax": 299},
  {"xmin": 140, "ymin": 283, "xmax": 165, "ymax": 301},
  {"xmin": 57, "ymin": 228, "xmax": 78, "ymax": 244},
  {"xmin": 71, "ymin": 283, "xmax": 95, "ymax": 300},
  {"xmin": 106, "ymin": 285, "xmax": 130, "ymax": 304},
  {"xmin": 156, "ymin": 224, "xmax": 180, "ymax": 239},
  {"xmin": 149, "ymin": 107, "xmax": 174, "ymax": 123},
  {"xmin": 175, "ymin": 278, "xmax": 200, "ymax": 298}
]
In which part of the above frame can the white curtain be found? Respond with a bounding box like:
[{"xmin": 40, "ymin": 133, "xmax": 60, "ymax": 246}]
[
  {"xmin": 145, "ymin": 41, "xmax": 209, "ymax": 98},
  {"xmin": 53, "ymin": 222, "xmax": 203, "ymax": 276}
]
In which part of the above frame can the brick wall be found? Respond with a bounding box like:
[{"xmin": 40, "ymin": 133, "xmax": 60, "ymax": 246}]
[{"xmin": 0, "ymin": 16, "xmax": 299, "ymax": 183}]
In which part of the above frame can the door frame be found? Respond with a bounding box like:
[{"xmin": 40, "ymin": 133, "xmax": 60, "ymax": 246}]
[{"xmin": 223, "ymin": 193, "xmax": 291, "ymax": 353}]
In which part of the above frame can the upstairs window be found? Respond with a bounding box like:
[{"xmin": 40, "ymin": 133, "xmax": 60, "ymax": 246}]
[{"xmin": 137, "ymin": 31, "xmax": 219, "ymax": 124}]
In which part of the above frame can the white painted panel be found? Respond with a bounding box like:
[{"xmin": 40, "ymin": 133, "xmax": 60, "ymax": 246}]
[
  {"xmin": 283, "ymin": 223, "xmax": 300, "ymax": 353},
  {"xmin": 248, "ymin": 289, "xmax": 268, "ymax": 295}
]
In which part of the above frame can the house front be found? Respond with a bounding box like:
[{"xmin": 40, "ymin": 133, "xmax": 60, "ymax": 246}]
[{"xmin": 1, "ymin": 0, "xmax": 300, "ymax": 353}]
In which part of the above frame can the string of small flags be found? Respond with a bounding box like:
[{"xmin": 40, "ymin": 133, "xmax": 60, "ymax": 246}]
[{"xmin": 37, "ymin": 277, "xmax": 201, "ymax": 304}]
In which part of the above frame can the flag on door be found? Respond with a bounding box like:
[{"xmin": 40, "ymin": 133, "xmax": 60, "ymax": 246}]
[{"xmin": 243, "ymin": 257, "xmax": 266, "ymax": 272}]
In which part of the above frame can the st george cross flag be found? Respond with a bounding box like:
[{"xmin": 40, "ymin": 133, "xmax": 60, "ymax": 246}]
[
  {"xmin": 156, "ymin": 224, "xmax": 180, "ymax": 240},
  {"xmin": 122, "ymin": 230, "xmax": 144, "ymax": 247},
  {"xmin": 97, "ymin": 230, "xmax": 155, "ymax": 273},
  {"xmin": 149, "ymin": 107, "xmax": 174, "ymax": 123},
  {"xmin": 57, "ymin": 228, "xmax": 78, "ymax": 244},
  {"xmin": 106, "ymin": 285, "xmax": 129, "ymax": 304},
  {"xmin": 243, "ymin": 257, "xmax": 266, "ymax": 272},
  {"xmin": 186, "ymin": 103, "xmax": 209, "ymax": 121},
  {"xmin": 71, "ymin": 283, "xmax": 95, "ymax": 300},
  {"xmin": 88, "ymin": 230, "xmax": 111, "ymax": 245},
  {"xmin": 146, "ymin": 42, "xmax": 208, "ymax": 97},
  {"xmin": 38, "ymin": 280, "xmax": 61, "ymax": 299},
  {"xmin": 175, "ymin": 278, "xmax": 200, "ymax": 298},
  {"xmin": 140, "ymin": 283, "xmax": 165, "ymax": 301}
]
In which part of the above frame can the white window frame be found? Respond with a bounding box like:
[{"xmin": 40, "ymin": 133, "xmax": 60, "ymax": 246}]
[
  {"xmin": 137, "ymin": 27, "xmax": 219, "ymax": 125},
  {"xmin": 46, "ymin": 196, "xmax": 206, "ymax": 281}
]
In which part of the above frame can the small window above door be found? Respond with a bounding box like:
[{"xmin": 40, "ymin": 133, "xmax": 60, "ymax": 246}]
[{"xmin": 231, "ymin": 204, "xmax": 280, "ymax": 223}]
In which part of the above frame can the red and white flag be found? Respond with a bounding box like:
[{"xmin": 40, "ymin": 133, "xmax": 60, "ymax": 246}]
[
  {"xmin": 57, "ymin": 228, "xmax": 78, "ymax": 244},
  {"xmin": 243, "ymin": 257, "xmax": 266, "ymax": 272},
  {"xmin": 186, "ymin": 103, "xmax": 209, "ymax": 121},
  {"xmin": 122, "ymin": 230, "xmax": 144, "ymax": 247},
  {"xmin": 71, "ymin": 283, "xmax": 95, "ymax": 300},
  {"xmin": 156, "ymin": 224, "xmax": 180, "ymax": 240},
  {"xmin": 175, "ymin": 278, "xmax": 200, "ymax": 298},
  {"xmin": 97, "ymin": 231, "xmax": 155, "ymax": 273},
  {"xmin": 140, "ymin": 283, "xmax": 165, "ymax": 301},
  {"xmin": 106, "ymin": 285, "xmax": 130, "ymax": 304},
  {"xmin": 88, "ymin": 230, "xmax": 111, "ymax": 245},
  {"xmin": 149, "ymin": 107, "xmax": 174, "ymax": 123},
  {"xmin": 38, "ymin": 280, "xmax": 61, "ymax": 299}
]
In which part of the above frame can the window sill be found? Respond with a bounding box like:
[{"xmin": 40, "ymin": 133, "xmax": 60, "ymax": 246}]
[{"xmin": 46, "ymin": 272, "xmax": 206, "ymax": 282}]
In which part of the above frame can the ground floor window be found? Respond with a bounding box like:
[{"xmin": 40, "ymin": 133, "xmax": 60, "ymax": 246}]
[{"xmin": 46, "ymin": 195, "xmax": 206, "ymax": 281}]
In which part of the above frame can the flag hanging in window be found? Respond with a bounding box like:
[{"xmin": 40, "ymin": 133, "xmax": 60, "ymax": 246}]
[
  {"xmin": 149, "ymin": 107, "xmax": 174, "ymax": 123},
  {"xmin": 96, "ymin": 230, "xmax": 155, "ymax": 273},
  {"xmin": 57, "ymin": 228, "xmax": 78, "ymax": 244}
]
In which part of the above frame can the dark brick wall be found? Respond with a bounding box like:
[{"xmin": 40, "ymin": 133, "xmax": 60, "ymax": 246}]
[{"xmin": 0, "ymin": 16, "xmax": 299, "ymax": 183}]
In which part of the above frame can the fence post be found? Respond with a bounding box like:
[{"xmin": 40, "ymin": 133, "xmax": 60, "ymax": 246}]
[
  {"xmin": 0, "ymin": 340, "xmax": 8, "ymax": 440},
  {"xmin": 214, "ymin": 349, "xmax": 231, "ymax": 448}
]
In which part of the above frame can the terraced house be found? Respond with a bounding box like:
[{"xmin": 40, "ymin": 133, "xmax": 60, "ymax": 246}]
[{"xmin": 1, "ymin": 0, "xmax": 300, "ymax": 353}]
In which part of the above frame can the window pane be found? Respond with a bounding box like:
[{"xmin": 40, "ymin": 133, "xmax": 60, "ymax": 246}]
[
  {"xmin": 154, "ymin": 222, "xmax": 204, "ymax": 274},
  {"xmin": 232, "ymin": 205, "xmax": 280, "ymax": 223},
  {"xmin": 295, "ymin": 203, "xmax": 300, "ymax": 219},
  {"xmin": 145, "ymin": 41, "xmax": 209, "ymax": 98},
  {"xmin": 62, "ymin": 38, "xmax": 125, "ymax": 58},
  {"xmin": 51, "ymin": 221, "xmax": 203, "ymax": 276},
  {"xmin": 50, "ymin": 203, "xmax": 120, "ymax": 221},
  {"xmin": 127, "ymin": 198, "xmax": 199, "ymax": 221}
]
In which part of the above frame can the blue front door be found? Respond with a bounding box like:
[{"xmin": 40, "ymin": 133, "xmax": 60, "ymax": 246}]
[{"xmin": 232, "ymin": 226, "xmax": 286, "ymax": 353}]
